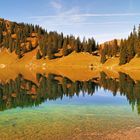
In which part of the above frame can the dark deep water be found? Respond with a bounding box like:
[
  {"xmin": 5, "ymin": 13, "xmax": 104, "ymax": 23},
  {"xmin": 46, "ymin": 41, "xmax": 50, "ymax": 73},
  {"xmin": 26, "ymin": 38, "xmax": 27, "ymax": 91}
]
[{"xmin": 0, "ymin": 72, "xmax": 140, "ymax": 139}]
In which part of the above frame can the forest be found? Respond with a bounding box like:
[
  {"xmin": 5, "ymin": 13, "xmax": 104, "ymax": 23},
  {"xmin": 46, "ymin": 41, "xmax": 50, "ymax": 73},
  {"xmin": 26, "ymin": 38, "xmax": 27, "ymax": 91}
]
[
  {"xmin": 0, "ymin": 18, "xmax": 140, "ymax": 65},
  {"xmin": 100, "ymin": 26, "xmax": 140, "ymax": 64},
  {"xmin": 0, "ymin": 18, "xmax": 97, "ymax": 59}
]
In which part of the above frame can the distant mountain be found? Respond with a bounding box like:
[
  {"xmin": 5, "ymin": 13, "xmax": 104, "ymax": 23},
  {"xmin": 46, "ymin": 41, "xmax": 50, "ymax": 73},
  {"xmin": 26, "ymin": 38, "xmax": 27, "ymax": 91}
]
[{"xmin": 100, "ymin": 39, "xmax": 121, "ymax": 48}]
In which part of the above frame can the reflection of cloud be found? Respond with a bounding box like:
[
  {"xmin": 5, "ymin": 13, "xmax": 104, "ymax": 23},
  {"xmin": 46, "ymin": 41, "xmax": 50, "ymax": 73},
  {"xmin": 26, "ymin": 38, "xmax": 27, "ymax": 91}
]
[{"xmin": 50, "ymin": 0, "xmax": 62, "ymax": 10}]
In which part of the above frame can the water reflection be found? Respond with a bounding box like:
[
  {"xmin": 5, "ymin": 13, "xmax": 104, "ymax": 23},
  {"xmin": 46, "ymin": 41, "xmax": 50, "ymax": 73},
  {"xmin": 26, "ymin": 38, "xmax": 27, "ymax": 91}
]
[
  {"xmin": 0, "ymin": 72, "xmax": 140, "ymax": 114},
  {"xmin": 100, "ymin": 72, "xmax": 140, "ymax": 114}
]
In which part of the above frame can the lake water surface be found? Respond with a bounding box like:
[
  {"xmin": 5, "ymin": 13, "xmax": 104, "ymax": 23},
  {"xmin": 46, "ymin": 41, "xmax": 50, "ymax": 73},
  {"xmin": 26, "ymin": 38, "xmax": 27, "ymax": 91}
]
[{"xmin": 0, "ymin": 72, "xmax": 140, "ymax": 140}]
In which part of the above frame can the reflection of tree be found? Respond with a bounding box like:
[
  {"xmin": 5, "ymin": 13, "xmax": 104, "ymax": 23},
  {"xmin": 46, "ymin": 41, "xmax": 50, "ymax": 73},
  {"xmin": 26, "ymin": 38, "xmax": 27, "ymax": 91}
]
[
  {"xmin": 100, "ymin": 72, "xmax": 140, "ymax": 114},
  {"xmin": 0, "ymin": 73, "xmax": 98, "ymax": 111},
  {"xmin": 100, "ymin": 72, "xmax": 119, "ymax": 96},
  {"xmin": 0, "ymin": 72, "xmax": 140, "ymax": 115}
]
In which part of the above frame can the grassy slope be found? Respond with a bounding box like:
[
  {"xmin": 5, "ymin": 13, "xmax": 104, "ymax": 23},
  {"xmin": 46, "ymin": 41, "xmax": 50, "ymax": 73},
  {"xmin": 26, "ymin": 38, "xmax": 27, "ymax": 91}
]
[
  {"xmin": 0, "ymin": 49, "xmax": 17, "ymax": 65},
  {"xmin": 20, "ymin": 51, "xmax": 101, "ymax": 81},
  {"xmin": 102, "ymin": 56, "xmax": 140, "ymax": 80},
  {"xmin": 0, "ymin": 49, "xmax": 140, "ymax": 81},
  {"xmin": 0, "ymin": 50, "xmax": 101, "ymax": 81},
  {"xmin": 122, "ymin": 57, "xmax": 140, "ymax": 69}
]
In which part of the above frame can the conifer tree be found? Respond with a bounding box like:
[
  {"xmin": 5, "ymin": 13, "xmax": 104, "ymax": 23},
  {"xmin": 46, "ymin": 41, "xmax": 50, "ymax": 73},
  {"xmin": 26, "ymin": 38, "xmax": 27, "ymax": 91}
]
[
  {"xmin": 0, "ymin": 30, "xmax": 3, "ymax": 43},
  {"xmin": 119, "ymin": 40, "xmax": 127, "ymax": 65},
  {"xmin": 28, "ymin": 41, "xmax": 33, "ymax": 51},
  {"xmin": 101, "ymin": 49, "xmax": 106, "ymax": 64},
  {"xmin": 62, "ymin": 38, "xmax": 69, "ymax": 56},
  {"xmin": 36, "ymin": 50, "xmax": 42, "ymax": 59},
  {"xmin": 112, "ymin": 39, "xmax": 118, "ymax": 56},
  {"xmin": 138, "ymin": 24, "xmax": 140, "ymax": 39},
  {"xmin": 47, "ymin": 45, "xmax": 54, "ymax": 59}
]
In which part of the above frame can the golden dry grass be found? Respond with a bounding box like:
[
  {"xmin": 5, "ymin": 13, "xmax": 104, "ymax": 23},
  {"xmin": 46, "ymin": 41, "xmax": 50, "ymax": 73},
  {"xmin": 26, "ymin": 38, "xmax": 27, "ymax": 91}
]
[{"xmin": 0, "ymin": 48, "xmax": 140, "ymax": 81}]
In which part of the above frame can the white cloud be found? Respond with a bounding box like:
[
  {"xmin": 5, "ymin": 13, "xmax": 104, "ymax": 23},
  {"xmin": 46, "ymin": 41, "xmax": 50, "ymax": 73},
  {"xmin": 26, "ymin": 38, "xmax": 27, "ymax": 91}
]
[
  {"xmin": 75, "ymin": 13, "xmax": 140, "ymax": 17},
  {"xmin": 25, "ymin": 11, "xmax": 139, "ymax": 43},
  {"xmin": 27, "ymin": 12, "xmax": 140, "ymax": 27},
  {"xmin": 27, "ymin": 12, "xmax": 139, "ymax": 28},
  {"xmin": 50, "ymin": 0, "xmax": 62, "ymax": 10},
  {"xmin": 41, "ymin": 21, "xmax": 137, "ymax": 26},
  {"xmin": 28, "ymin": 7, "xmax": 86, "ymax": 28},
  {"xmin": 28, "ymin": 12, "xmax": 140, "ymax": 19}
]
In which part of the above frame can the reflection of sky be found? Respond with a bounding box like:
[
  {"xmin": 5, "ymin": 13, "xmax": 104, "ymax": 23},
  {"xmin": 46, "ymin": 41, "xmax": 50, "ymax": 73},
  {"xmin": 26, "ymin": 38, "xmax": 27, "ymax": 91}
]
[
  {"xmin": 0, "ymin": 88, "xmax": 138, "ymax": 119},
  {"xmin": 43, "ymin": 88, "xmax": 128, "ymax": 106}
]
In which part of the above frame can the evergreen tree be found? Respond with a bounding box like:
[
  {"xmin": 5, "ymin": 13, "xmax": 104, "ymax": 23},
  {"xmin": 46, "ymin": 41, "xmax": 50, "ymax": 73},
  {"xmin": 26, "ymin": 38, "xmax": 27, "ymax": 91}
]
[
  {"xmin": 101, "ymin": 49, "xmax": 106, "ymax": 64},
  {"xmin": 62, "ymin": 38, "xmax": 69, "ymax": 56},
  {"xmin": 28, "ymin": 41, "xmax": 33, "ymax": 51},
  {"xmin": 119, "ymin": 40, "xmax": 127, "ymax": 65},
  {"xmin": 10, "ymin": 22, "xmax": 15, "ymax": 34},
  {"xmin": 47, "ymin": 46, "xmax": 54, "ymax": 59},
  {"xmin": 138, "ymin": 24, "xmax": 140, "ymax": 39},
  {"xmin": 112, "ymin": 39, "xmax": 118, "ymax": 56},
  {"xmin": 136, "ymin": 41, "xmax": 140, "ymax": 57},
  {"xmin": 0, "ymin": 30, "xmax": 3, "ymax": 43},
  {"xmin": 36, "ymin": 50, "xmax": 42, "ymax": 59},
  {"xmin": 74, "ymin": 37, "xmax": 81, "ymax": 52}
]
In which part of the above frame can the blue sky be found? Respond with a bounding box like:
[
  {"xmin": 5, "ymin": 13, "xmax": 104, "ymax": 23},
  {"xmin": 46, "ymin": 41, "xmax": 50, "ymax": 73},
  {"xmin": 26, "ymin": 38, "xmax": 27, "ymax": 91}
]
[{"xmin": 0, "ymin": 0, "xmax": 140, "ymax": 43}]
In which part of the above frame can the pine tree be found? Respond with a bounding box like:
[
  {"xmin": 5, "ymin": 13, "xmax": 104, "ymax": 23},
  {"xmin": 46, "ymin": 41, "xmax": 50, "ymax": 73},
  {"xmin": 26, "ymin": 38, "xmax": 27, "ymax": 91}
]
[
  {"xmin": 119, "ymin": 40, "xmax": 127, "ymax": 65},
  {"xmin": 10, "ymin": 22, "xmax": 15, "ymax": 34},
  {"xmin": 8, "ymin": 37, "xmax": 13, "ymax": 52},
  {"xmin": 63, "ymin": 46, "xmax": 69, "ymax": 56},
  {"xmin": 47, "ymin": 45, "xmax": 54, "ymax": 59},
  {"xmin": 101, "ymin": 49, "xmax": 106, "ymax": 64},
  {"xmin": 127, "ymin": 36, "xmax": 135, "ymax": 62},
  {"xmin": 25, "ymin": 24, "xmax": 30, "ymax": 37},
  {"xmin": 88, "ymin": 38, "xmax": 96, "ymax": 53},
  {"xmin": 112, "ymin": 39, "xmax": 118, "ymax": 56},
  {"xmin": 0, "ymin": 30, "xmax": 3, "ymax": 43},
  {"xmin": 28, "ymin": 41, "xmax": 33, "ymax": 51},
  {"xmin": 138, "ymin": 24, "xmax": 140, "ymax": 39},
  {"xmin": 42, "ymin": 44, "xmax": 47, "ymax": 58},
  {"xmin": 62, "ymin": 38, "xmax": 69, "ymax": 56},
  {"xmin": 82, "ymin": 37, "xmax": 88, "ymax": 52},
  {"xmin": 136, "ymin": 40, "xmax": 140, "ymax": 57},
  {"xmin": 36, "ymin": 50, "xmax": 42, "ymax": 59}
]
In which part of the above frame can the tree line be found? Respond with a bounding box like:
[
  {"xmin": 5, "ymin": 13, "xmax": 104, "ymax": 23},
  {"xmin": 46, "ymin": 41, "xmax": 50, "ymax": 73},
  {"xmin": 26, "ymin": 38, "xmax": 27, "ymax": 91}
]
[
  {"xmin": 100, "ymin": 25, "xmax": 140, "ymax": 64},
  {"xmin": 0, "ymin": 18, "xmax": 97, "ymax": 59},
  {"xmin": 1, "ymin": 18, "xmax": 140, "ymax": 64}
]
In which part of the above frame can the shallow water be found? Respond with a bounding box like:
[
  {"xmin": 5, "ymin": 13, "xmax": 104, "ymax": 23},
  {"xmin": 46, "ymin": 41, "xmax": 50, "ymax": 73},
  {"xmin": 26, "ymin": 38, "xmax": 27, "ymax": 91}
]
[{"xmin": 0, "ymin": 72, "xmax": 140, "ymax": 140}]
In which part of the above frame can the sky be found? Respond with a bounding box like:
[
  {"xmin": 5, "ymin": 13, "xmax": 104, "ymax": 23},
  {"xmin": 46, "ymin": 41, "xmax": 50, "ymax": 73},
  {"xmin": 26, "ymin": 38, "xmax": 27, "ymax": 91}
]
[{"xmin": 0, "ymin": 0, "xmax": 140, "ymax": 43}]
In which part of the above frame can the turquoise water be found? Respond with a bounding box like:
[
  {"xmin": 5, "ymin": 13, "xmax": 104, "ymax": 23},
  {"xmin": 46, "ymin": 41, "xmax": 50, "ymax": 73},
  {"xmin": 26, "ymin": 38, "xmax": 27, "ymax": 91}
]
[{"xmin": 0, "ymin": 73, "xmax": 140, "ymax": 139}]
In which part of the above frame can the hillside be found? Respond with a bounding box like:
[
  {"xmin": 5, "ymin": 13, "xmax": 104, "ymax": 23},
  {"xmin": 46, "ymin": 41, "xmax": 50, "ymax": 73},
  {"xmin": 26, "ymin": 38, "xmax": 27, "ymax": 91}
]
[
  {"xmin": 99, "ymin": 39, "xmax": 121, "ymax": 49},
  {"xmin": 0, "ymin": 18, "xmax": 97, "ymax": 60},
  {"xmin": 0, "ymin": 18, "xmax": 140, "ymax": 73}
]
